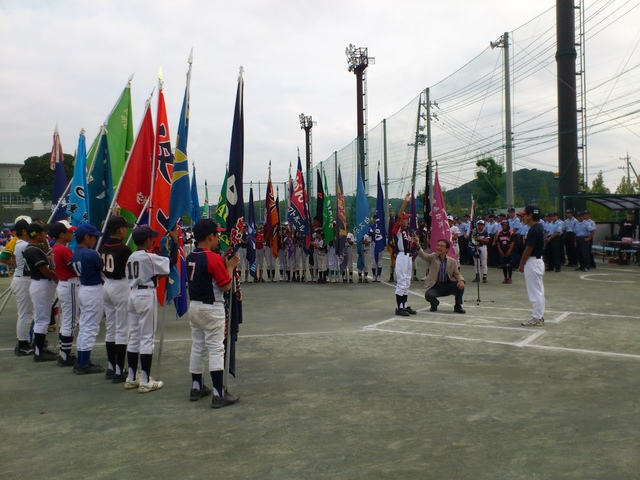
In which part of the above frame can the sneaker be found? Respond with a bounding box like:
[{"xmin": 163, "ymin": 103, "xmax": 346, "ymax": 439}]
[
  {"xmin": 211, "ymin": 391, "xmax": 239, "ymax": 409},
  {"xmin": 405, "ymin": 306, "xmax": 417, "ymax": 315},
  {"xmin": 112, "ymin": 373, "xmax": 128, "ymax": 384},
  {"xmin": 124, "ymin": 378, "xmax": 140, "ymax": 389},
  {"xmin": 74, "ymin": 362, "xmax": 105, "ymax": 375},
  {"xmin": 502, "ymin": 278, "xmax": 508, "ymax": 284},
  {"xmin": 506, "ymin": 278, "xmax": 513, "ymax": 284},
  {"xmin": 482, "ymin": 276, "xmax": 487, "ymax": 283},
  {"xmin": 454, "ymin": 305, "xmax": 466, "ymax": 314},
  {"xmin": 190, "ymin": 385, "xmax": 213, "ymax": 401},
  {"xmin": 34, "ymin": 349, "xmax": 57, "ymax": 362},
  {"xmin": 139, "ymin": 379, "xmax": 164, "ymax": 393},
  {"xmin": 57, "ymin": 354, "xmax": 77, "ymax": 367},
  {"xmin": 521, "ymin": 317, "xmax": 544, "ymax": 327},
  {"xmin": 430, "ymin": 306, "xmax": 438, "ymax": 312},
  {"xmin": 105, "ymin": 369, "xmax": 115, "ymax": 380},
  {"xmin": 14, "ymin": 344, "xmax": 34, "ymax": 356},
  {"xmin": 395, "ymin": 308, "xmax": 410, "ymax": 317}
]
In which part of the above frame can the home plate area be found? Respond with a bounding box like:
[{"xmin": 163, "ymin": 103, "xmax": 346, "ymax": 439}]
[{"xmin": 364, "ymin": 306, "xmax": 640, "ymax": 360}]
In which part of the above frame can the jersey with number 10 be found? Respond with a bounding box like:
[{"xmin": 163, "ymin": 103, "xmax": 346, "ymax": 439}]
[
  {"xmin": 186, "ymin": 248, "xmax": 231, "ymax": 304},
  {"xmin": 126, "ymin": 250, "xmax": 170, "ymax": 289},
  {"xmin": 100, "ymin": 239, "xmax": 132, "ymax": 280}
]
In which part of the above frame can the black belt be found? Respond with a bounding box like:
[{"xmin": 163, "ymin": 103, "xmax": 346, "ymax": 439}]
[
  {"xmin": 136, "ymin": 285, "xmax": 154, "ymax": 290},
  {"xmin": 33, "ymin": 278, "xmax": 51, "ymax": 281},
  {"xmin": 534, "ymin": 256, "xmax": 542, "ymax": 259},
  {"xmin": 193, "ymin": 299, "xmax": 214, "ymax": 305}
]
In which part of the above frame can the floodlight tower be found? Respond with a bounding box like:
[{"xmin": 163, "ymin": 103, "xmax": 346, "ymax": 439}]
[
  {"xmin": 299, "ymin": 113, "xmax": 316, "ymax": 198},
  {"xmin": 346, "ymin": 44, "xmax": 374, "ymax": 190}
]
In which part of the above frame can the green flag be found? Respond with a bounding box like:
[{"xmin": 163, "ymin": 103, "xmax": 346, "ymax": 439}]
[
  {"xmin": 322, "ymin": 169, "xmax": 334, "ymax": 244},
  {"xmin": 215, "ymin": 169, "xmax": 229, "ymax": 251},
  {"xmin": 87, "ymin": 80, "xmax": 134, "ymax": 186}
]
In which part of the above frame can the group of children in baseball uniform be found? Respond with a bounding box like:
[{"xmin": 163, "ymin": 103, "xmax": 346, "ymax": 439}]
[{"xmin": 3, "ymin": 215, "xmax": 241, "ymax": 407}]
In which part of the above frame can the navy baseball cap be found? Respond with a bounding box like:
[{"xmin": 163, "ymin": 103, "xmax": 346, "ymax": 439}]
[
  {"xmin": 131, "ymin": 225, "xmax": 158, "ymax": 244},
  {"xmin": 518, "ymin": 205, "xmax": 541, "ymax": 216},
  {"xmin": 75, "ymin": 223, "xmax": 104, "ymax": 237}
]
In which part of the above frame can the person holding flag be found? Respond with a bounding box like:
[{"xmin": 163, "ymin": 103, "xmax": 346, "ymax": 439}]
[
  {"xmin": 389, "ymin": 193, "xmax": 418, "ymax": 316},
  {"xmin": 186, "ymin": 218, "xmax": 240, "ymax": 407}
]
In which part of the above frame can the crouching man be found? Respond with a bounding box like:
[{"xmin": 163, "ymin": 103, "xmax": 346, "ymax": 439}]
[{"xmin": 414, "ymin": 238, "xmax": 466, "ymax": 314}]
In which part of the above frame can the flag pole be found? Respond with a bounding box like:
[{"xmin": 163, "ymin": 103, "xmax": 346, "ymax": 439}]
[
  {"xmin": 154, "ymin": 301, "xmax": 168, "ymax": 381},
  {"xmin": 223, "ymin": 275, "xmax": 236, "ymax": 392}
]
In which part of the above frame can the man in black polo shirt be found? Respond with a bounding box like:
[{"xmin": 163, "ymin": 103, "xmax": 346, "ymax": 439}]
[{"xmin": 518, "ymin": 205, "xmax": 546, "ymax": 326}]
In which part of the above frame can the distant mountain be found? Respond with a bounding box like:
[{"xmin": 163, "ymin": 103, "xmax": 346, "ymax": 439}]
[{"xmin": 444, "ymin": 168, "xmax": 559, "ymax": 209}]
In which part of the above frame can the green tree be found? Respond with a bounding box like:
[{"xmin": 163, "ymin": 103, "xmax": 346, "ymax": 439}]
[
  {"xmin": 19, "ymin": 152, "xmax": 74, "ymax": 203},
  {"xmin": 585, "ymin": 171, "xmax": 613, "ymax": 222},
  {"xmin": 537, "ymin": 184, "xmax": 554, "ymax": 214},
  {"xmin": 474, "ymin": 157, "xmax": 505, "ymax": 212},
  {"xmin": 614, "ymin": 176, "xmax": 639, "ymax": 194}
]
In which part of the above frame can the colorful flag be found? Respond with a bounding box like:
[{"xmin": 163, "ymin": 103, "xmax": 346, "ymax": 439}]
[
  {"xmin": 149, "ymin": 85, "xmax": 174, "ymax": 305},
  {"xmin": 190, "ymin": 164, "xmax": 201, "ymax": 223},
  {"xmin": 169, "ymin": 220, "xmax": 188, "ymax": 317},
  {"xmin": 215, "ymin": 168, "xmax": 229, "ymax": 252},
  {"xmin": 429, "ymin": 171, "xmax": 455, "ymax": 259},
  {"xmin": 288, "ymin": 153, "xmax": 310, "ymax": 240},
  {"xmin": 86, "ymin": 127, "xmax": 113, "ymax": 229},
  {"xmin": 322, "ymin": 169, "xmax": 334, "ymax": 244},
  {"xmin": 247, "ymin": 186, "xmax": 257, "ymax": 278},
  {"xmin": 374, "ymin": 170, "xmax": 387, "ymax": 257},
  {"xmin": 264, "ymin": 172, "xmax": 279, "ymax": 260},
  {"xmin": 353, "ymin": 166, "xmax": 370, "ymax": 243},
  {"xmin": 87, "ymin": 79, "xmax": 134, "ymax": 185},
  {"xmin": 169, "ymin": 54, "xmax": 193, "ymax": 229},
  {"xmin": 50, "ymin": 126, "xmax": 68, "ymax": 222},
  {"xmin": 223, "ymin": 67, "xmax": 245, "ymax": 380},
  {"xmin": 113, "ymin": 98, "xmax": 154, "ymax": 224},
  {"xmin": 203, "ymin": 180, "xmax": 210, "ymax": 219},
  {"xmin": 225, "ymin": 68, "xmax": 245, "ymax": 251},
  {"xmin": 67, "ymin": 130, "xmax": 88, "ymax": 226},
  {"xmin": 336, "ymin": 166, "xmax": 348, "ymax": 273}
]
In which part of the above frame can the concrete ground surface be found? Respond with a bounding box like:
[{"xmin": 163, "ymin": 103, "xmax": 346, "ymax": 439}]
[{"xmin": 1, "ymin": 260, "xmax": 639, "ymax": 479}]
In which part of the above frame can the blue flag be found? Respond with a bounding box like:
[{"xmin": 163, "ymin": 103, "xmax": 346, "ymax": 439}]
[
  {"xmin": 67, "ymin": 131, "xmax": 89, "ymax": 226},
  {"xmin": 226, "ymin": 68, "xmax": 245, "ymax": 249},
  {"xmin": 169, "ymin": 56, "xmax": 193, "ymax": 228},
  {"xmin": 190, "ymin": 164, "xmax": 201, "ymax": 223},
  {"xmin": 50, "ymin": 127, "xmax": 68, "ymax": 222},
  {"xmin": 247, "ymin": 187, "xmax": 257, "ymax": 278},
  {"xmin": 354, "ymin": 167, "xmax": 370, "ymax": 244},
  {"xmin": 374, "ymin": 170, "xmax": 387, "ymax": 257},
  {"xmin": 86, "ymin": 128, "xmax": 113, "ymax": 229}
]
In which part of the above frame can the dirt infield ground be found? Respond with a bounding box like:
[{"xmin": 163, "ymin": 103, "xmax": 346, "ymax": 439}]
[{"xmin": 1, "ymin": 261, "xmax": 639, "ymax": 479}]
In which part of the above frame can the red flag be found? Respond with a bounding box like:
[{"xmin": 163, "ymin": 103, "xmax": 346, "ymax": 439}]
[
  {"xmin": 265, "ymin": 177, "xmax": 279, "ymax": 259},
  {"xmin": 429, "ymin": 171, "xmax": 455, "ymax": 260},
  {"xmin": 149, "ymin": 87, "xmax": 174, "ymax": 305},
  {"xmin": 115, "ymin": 101, "xmax": 154, "ymax": 220}
]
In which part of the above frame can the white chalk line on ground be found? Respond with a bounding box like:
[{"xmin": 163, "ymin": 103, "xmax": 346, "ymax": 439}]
[
  {"xmin": 579, "ymin": 273, "xmax": 638, "ymax": 283},
  {"xmin": 363, "ymin": 313, "xmax": 640, "ymax": 360}
]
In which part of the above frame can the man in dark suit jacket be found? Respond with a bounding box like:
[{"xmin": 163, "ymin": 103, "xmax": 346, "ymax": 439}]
[{"xmin": 415, "ymin": 238, "xmax": 466, "ymax": 313}]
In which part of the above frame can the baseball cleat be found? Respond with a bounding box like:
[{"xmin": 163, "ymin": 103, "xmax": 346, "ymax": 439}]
[
  {"xmin": 190, "ymin": 385, "xmax": 213, "ymax": 401},
  {"xmin": 74, "ymin": 362, "xmax": 105, "ymax": 375},
  {"xmin": 138, "ymin": 379, "xmax": 163, "ymax": 393},
  {"xmin": 124, "ymin": 378, "xmax": 140, "ymax": 389},
  {"xmin": 211, "ymin": 392, "xmax": 239, "ymax": 409}
]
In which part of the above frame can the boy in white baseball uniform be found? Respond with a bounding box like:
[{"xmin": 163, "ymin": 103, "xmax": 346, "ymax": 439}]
[
  {"xmin": 186, "ymin": 219, "xmax": 240, "ymax": 407},
  {"xmin": 100, "ymin": 215, "xmax": 134, "ymax": 383},
  {"xmin": 23, "ymin": 223, "xmax": 59, "ymax": 362},
  {"xmin": 124, "ymin": 225, "xmax": 174, "ymax": 393},
  {"xmin": 7, "ymin": 218, "xmax": 34, "ymax": 356},
  {"xmin": 71, "ymin": 223, "xmax": 106, "ymax": 375},
  {"xmin": 49, "ymin": 221, "xmax": 79, "ymax": 366}
]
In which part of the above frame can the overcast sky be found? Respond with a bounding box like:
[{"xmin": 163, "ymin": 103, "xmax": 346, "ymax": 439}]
[{"xmin": 1, "ymin": 1, "xmax": 637, "ymax": 196}]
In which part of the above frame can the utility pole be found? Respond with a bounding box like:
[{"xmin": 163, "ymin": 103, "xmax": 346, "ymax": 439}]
[{"xmin": 490, "ymin": 32, "xmax": 514, "ymax": 208}]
